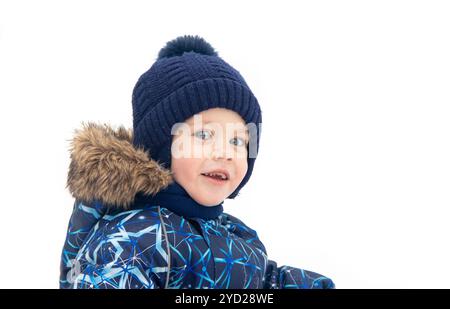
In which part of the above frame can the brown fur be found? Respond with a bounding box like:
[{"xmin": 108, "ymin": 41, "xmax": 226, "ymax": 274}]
[{"xmin": 66, "ymin": 122, "xmax": 173, "ymax": 209}]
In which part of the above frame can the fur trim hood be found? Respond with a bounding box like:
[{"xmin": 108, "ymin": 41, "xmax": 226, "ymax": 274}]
[{"xmin": 66, "ymin": 122, "xmax": 173, "ymax": 209}]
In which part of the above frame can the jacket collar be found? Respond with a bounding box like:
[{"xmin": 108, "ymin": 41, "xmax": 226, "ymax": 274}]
[{"xmin": 134, "ymin": 181, "xmax": 223, "ymax": 220}]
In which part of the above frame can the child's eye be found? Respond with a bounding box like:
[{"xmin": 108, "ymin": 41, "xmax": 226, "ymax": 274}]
[
  {"xmin": 194, "ymin": 129, "xmax": 213, "ymax": 140},
  {"xmin": 230, "ymin": 137, "xmax": 247, "ymax": 147}
]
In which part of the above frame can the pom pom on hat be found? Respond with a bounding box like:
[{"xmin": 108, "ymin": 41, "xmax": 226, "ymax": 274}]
[{"xmin": 157, "ymin": 35, "xmax": 218, "ymax": 60}]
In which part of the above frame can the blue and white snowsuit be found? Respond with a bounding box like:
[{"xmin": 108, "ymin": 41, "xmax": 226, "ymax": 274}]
[{"xmin": 60, "ymin": 123, "xmax": 335, "ymax": 289}]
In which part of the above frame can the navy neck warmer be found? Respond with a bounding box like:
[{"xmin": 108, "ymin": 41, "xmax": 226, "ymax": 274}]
[{"xmin": 134, "ymin": 181, "xmax": 224, "ymax": 220}]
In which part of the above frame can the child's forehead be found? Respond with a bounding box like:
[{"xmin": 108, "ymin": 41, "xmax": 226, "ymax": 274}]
[{"xmin": 184, "ymin": 108, "xmax": 247, "ymax": 128}]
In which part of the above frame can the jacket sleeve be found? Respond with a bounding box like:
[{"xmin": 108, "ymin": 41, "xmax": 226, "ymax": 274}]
[{"xmin": 263, "ymin": 259, "xmax": 335, "ymax": 289}]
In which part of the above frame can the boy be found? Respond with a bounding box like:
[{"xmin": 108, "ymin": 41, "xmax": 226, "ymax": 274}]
[{"xmin": 60, "ymin": 35, "xmax": 335, "ymax": 289}]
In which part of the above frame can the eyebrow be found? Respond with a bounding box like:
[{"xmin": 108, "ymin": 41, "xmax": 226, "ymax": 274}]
[
  {"xmin": 188, "ymin": 120, "xmax": 249, "ymax": 133},
  {"xmin": 237, "ymin": 127, "xmax": 249, "ymax": 134}
]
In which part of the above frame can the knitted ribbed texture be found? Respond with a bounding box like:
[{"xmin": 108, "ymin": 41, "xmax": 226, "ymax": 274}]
[{"xmin": 131, "ymin": 35, "xmax": 262, "ymax": 199}]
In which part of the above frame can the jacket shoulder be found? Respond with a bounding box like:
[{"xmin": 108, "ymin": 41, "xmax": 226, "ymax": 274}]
[
  {"xmin": 221, "ymin": 212, "xmax": 268, "ymax": 252},
  {"xmin": 72, "ymin": 205, "xmax": 170, "ymax": 288}
]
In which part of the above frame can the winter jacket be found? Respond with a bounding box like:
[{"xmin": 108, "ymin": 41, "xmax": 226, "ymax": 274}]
[{"xmin": 59, "ymin": 123, "xmax": 335, "ymax": 289}]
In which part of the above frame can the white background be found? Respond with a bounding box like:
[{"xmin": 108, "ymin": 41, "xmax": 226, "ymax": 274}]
[{"xmin": 0, "ymin": 0, "xmax": 449, "ymax": 288}]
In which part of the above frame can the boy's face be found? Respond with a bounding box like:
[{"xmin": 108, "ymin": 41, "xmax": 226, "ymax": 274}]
[{"xmin": 171, "ymin": 108, "xmax": 249, "ymax": 206}]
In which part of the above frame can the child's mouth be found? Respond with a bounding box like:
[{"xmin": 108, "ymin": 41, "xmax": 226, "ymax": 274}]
[{"xmin": 201, "ymin": 172, "xmax": 229, "ymax": 185}]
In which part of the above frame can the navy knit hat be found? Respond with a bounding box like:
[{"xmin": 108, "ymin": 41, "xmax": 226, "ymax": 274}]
[{"xmin": 132, "ymin": 35, "xmax": 262, "ymax": 199}]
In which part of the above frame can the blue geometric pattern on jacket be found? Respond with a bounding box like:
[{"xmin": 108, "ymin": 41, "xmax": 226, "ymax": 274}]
[{"xmin": 60, "ymin": 200, "xmax": 335, "ymax": 289}]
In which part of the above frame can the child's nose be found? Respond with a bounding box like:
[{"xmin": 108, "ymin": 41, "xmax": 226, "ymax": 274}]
[{"xmin": 210, "ymin": 142, "xmax": 233, "ymax": 161}]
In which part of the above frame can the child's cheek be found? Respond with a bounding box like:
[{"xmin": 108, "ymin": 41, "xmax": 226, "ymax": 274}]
[
  {"xmin": 172, "ymin": 157, "xmax": 191, "ymax": 177},
  {"xmin": 233, "ymin": 158, "xmax": 248, "ymax": 186}
]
